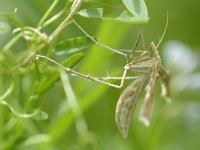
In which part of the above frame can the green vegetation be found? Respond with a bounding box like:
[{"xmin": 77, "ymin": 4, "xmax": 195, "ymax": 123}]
[{"xmin": 0, "ymin": 0, "xmax": 200, "ymax": 150}]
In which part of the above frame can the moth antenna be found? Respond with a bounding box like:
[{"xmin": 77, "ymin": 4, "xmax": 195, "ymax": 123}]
[
  {"xmin": 138, "ymin": 26, "xmax": 148, "ymax": 50},
  {"xmin": 133, "ymin": 25, "xmax": 142, "ymax": 51},
  {"xmin": 131, "ymin": 25, "xmax": 148, "ymax": 58},
  {"xmin": 156, "ymin": 11, "xmax": 169, "ymax": 49},
  {"xmin": 139, "ymin": 26, "xmax": 146, "ymax": 50}
]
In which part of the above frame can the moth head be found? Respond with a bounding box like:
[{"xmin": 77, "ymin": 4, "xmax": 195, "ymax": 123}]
[
  {"xmin": 149, "ymin": 42, "xmax": 157, "ymax": 55},
  {"xmin": 149, "ymin": 42, "xmax": 161, "ymax": 65}
]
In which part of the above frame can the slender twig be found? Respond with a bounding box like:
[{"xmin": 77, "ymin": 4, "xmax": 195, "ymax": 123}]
[
  {"xmin": 38, "ymin": 11, "xmax": 64, "ymax": 30},
  {"xmin": 49, "ymin": 0, "xmax": 82, "ymax": 42},
  {"xmin": 3, "ymin": 33, "xmax": 23, "ymax": 52},
  {"xmin": 37, "ymin": 0, "xmax": 59, "ymax": 28}
]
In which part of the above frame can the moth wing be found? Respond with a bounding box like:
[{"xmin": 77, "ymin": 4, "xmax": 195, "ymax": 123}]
[
  {"xmin": 159, "ymin": 65, "xmax": 171, "ymax": 102},
  {"xmin": 115, "ymin": 77, "xmax": 145, "ymax": 138},
  {"xmin": 139, "ymin": 66, "xmax": 158, "ymax": 126}
]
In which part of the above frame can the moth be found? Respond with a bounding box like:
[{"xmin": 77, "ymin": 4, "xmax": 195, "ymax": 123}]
[
  {"xmin": 115, "ymin": 42, "xmax": 171, "ymax": 138},
  {"xmin": 36, "ymin": 19, "xmax": 171, "ymax": 138}
]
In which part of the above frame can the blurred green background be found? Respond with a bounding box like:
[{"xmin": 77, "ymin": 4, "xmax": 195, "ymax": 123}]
[{"xmin": 0, "ymin": 0, "xmax": 200, "ymax": 150}]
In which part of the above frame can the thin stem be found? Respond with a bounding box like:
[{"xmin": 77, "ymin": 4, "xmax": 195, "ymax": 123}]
[
  {"xmin": 38, "ymin": 1, "xmax": 71, "ymax": 30},
  {"xmin": 14, "ymin": 27, "xmax": 46, "ymax": 37},
  {"xmin": 3, "ymin": 33, "xmax": 23, "ymax": 52},
  {"xmin": 37, "ymin": 0, "xmax": 59, "ymax": 28},
  {"xmin": 38, "ymin": 10, "xmax": 64, "ymax": 30},
  {"xmin": 49, "ymin": 0, "xmax": 82, "ymax": 42}
]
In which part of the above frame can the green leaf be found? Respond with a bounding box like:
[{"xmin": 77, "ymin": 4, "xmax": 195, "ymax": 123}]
[
  {"xmin": 122, "ymin": 0, "xmax": 148, "ymax": 17},
  {"xmin": 36, "ymin": 52, "xmax": 84, "ymax": 95},
  {"xmin": 0, "ymin": 13, "xmax": 23, "ymax": 27},
  {"xmin": 59, "ymin": 69, "xmax": 81, "ymax": 115},
  {"xmin": 77, "ymin": 8, "xmax": 104, "ymax": 18},
  {"xmin": 115, "ymin": 10, "xmax": 148, "ymax": 23},
  {"xmin": 33, "ymin": 111, "xmax": 49, "ymax": 121},
  {"xmin": 23, "ymin": 134, "xmax": 51, "ymax": 146},
  {"xmin": 55, "ymin": 36, "xmax": 95, "ymax": 55},
  {"xmin": 78, "ymin": 8, "xmax": 149, "ymax": 24}
]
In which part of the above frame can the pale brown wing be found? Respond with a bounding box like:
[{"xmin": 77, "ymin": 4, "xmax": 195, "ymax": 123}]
[
  {"xmin": 159, "ymin": 65, "xmax": 171, "ymax": 102},
  {"xmin": 139, "ymin": 66, "xmax": 158, "ymax": 126},
  {"xmin": 115, "ymin": 76, "xmax": 145, "ymax": 138}
]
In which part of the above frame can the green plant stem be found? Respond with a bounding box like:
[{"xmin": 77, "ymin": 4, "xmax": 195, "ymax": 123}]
[
  {"xmin": 59, "ymin": 69, "xmax": 88, "ymax": 135},
  {"xmin": 38, "ymin": 1, "xmax": 71, "ymax": 30},
  {"xmin": 3, "ymin": 33, "xmax": 23, "ymax": 52},
  {"xmin": 0, "ymin": 78, "xmax": 3, "ymax": 149},
  {"xmin": 37, "ymin": 0, "xmax": 59, "ymax": 28},
  {"xmin": 39, "ymin": 10, "xmax": 64, "ymax": 30},
  {"xmin": 49, "ymin": 0, "xmax": 82, "ymax": 42}
]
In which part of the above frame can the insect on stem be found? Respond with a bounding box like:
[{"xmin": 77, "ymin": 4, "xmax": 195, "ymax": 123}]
[{"xmin": 37, "ymin": 10, "xmax": 170, "ymax": 138}]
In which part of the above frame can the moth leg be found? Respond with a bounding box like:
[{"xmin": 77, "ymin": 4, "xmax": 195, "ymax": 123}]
[
  {"xmin": 36, "ymin": 54, "xmax": 131, "ymax": 88},
  {"xmin": 72, "ymin": 19, "xmax": 128, "ymax": 63},
  {"xmin": 90, "ymin": 65, "xmax": 129, "ymax": 88},
  {"xmin": 129, "ymin": 27, "xmax": 143, "ymax": 58},
  {"xmin": 84, "ymin": 65, "xmax": 129, "ymax": 89},
  {"xmin": 94, "ymin": 76, "xmax": 138, "ymax": 81}
]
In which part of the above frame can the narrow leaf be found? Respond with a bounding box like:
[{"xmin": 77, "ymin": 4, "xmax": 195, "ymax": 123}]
[
  {"xmin": 59, "ymin": 69, "xmax": 88, "ymax": 135},
  {"xmin": 36, "ymin": 52, "xmax": 84, "ymax": 95},
  {"xmin": 55, "ymin": 36, "xmax": 95, "ymax": 55},
  {"xmin": 23, "ymin": 134, "xmax": 51, "ymax": 146}
]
